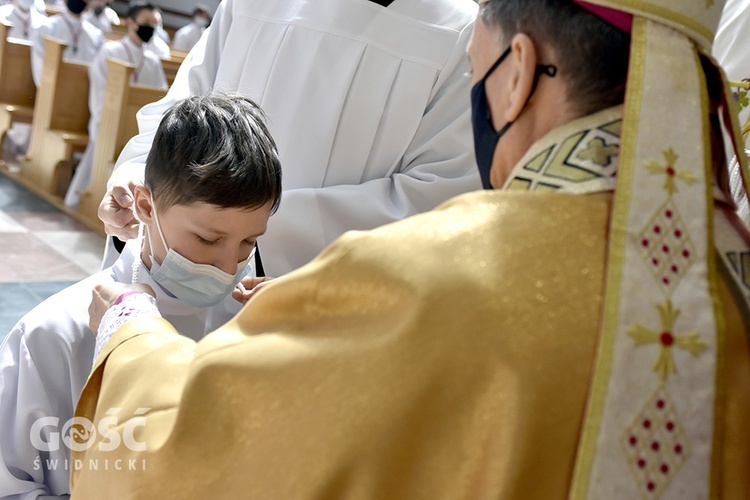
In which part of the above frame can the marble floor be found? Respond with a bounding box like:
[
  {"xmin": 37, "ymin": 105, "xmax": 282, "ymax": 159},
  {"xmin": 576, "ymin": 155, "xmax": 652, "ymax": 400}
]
[{"xmin": 0, "ymin": 169, "xmax": 105, "ymax": 341}]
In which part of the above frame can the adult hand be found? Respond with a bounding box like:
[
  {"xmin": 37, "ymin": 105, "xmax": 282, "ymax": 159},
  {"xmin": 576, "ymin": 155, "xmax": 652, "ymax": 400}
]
[
  {"xmin": 98, "ymin": 179, "xmax": 140, "ymax": 241},
  {"xmin": 89, "ymin": 282, "xmax": 155, "ymax": 335},
  {"xmin": 232, "ymin": 276, "xmax": 275, "ymax": 305}
]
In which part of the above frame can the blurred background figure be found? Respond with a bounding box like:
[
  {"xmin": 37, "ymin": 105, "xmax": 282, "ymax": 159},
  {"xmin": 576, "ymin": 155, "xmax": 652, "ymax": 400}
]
[
  {"xmin": 171, "ymin": 3, "xmax": 209, "ymax": 51},
  {"xmin": 82, "ymin": 0, "xmax": 119, "ymax": 33}
]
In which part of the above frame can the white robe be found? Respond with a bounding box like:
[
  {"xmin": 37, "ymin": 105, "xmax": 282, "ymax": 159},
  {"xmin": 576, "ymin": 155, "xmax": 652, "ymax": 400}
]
[
  {"xmin": 64, "ymin": 35, "xmax": 167, "ymax": 209},
  {"xmin": 0, "ymin": 240, "xmax": 243, "ymax": 499},
  {"xmin": 171, "ymin": 21, "xmax": 203, "ymax": 52},
  {"xmin": 146, "ymin": 32, "xmax": 170, "ymax": 61},
  {"xmin": 81, "ymin": 6, "xmax": 118, "ymax": 33},
  {"xmin": 0, "ymin": 3, "xmax": 47, "ymax": 41},
  {"xmin": 713, "ymin": 0, "xmax": 750, "ymax": 221},
  {"xmin": 105, "ymin": 0, "xmax": 481, "ymax": 275},
  {"xmin": 30, "ymin": 11, "xmax": 104, "ymax": 87}
]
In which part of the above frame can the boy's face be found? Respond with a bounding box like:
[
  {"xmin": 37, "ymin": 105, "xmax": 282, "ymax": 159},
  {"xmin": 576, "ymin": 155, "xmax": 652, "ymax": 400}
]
[{"xmin": 133, "ymin": 185, "xmax": 271, "ymax": 276}]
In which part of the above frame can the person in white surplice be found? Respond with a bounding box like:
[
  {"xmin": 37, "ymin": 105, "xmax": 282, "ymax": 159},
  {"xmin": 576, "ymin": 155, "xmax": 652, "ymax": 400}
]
[
  {"xmin": 30, "ymin": 0, "xmax": 103, "ymax": 87},
  {"xmin": 0, "ymin": 0, "xmax": 47, "ymax": 41},
  {"xmin": 0, "ymin": 94, "xmax": 281, "ymax": 500},
  {"xmin": 81, "ymin": 0, "xmax": 118, "ymax": 33},
  {"xmin": 99, "ymin": 0, "xmax": 482, "ymax": 277},
  {"xmin": 64, "ymin": 1, "xmax": 167, "ymax": 209},
  {"xmin": 171, "ymin": 4, "xmax": 209, "ymax": 52}
]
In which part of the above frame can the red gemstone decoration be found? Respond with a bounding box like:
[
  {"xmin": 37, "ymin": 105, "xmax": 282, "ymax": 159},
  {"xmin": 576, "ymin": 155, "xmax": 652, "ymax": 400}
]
[
  {"xmin": 662, "ymin": 245, "xmax": 670, "ymax": 253},
  {"xmin": 656, "ymin": 400, "xmax": 665, "ymax": 409},
  {"xmin": 683, "ymin": 249, "xmax": 690, "ymax": 258},
  {"xmin": 651, "ymin": 441, "xmax": 660, "ymax": 451},
  {"xmin": 660, "ymin": 332, "xmax": 674, "ymax": 346},
  {"xmin": 666, "ymin": 167, "xmax": 675, "ymax": 176},
  {"xmin": 643, "ymin": 419, "xmax": 651, "ymax": 429},
  {"xmin": 675, "ymin": 444, "xmax": 683, "ymax": 454},
  {"xmin": 666, "ymin": 421, "xmax": 674, "ymax": 432},
  {"xmin": 647, "ymin": 482, "xmax": 656, "ymax": 492},
  {"xmin": 654, "ymin": 225, "xmax": 661, "ymax": 234},
  {"xmin": 671, "ymin": 265, "xmax": 679, "ymax": 274},
  {"xmin": 661, "ymin": 463, "xmax": 669, "ymax": 474},
  {"xmin": 663, "ymin": 277, "xmax": 670, "ymax": 285},
  {"xmin": 630, "ymin": 435, "xmax": 638, "ymax": 446},
  {"xmin": 638, "ymin": 458, "xmax": 647, "ymax": 469},
  {"xmin": 666, "ymin": 210, "xmax": 673, "ymax": 218},
  {"xmin": 642, "ymin": 238, "xmax": 649, "ymax": 247},
  {"xmin": 652, "ymin": 258, "xmax": 659, "ymax": 266},
  {"xmin": 674, "ymin": 229, "xmax": 682, "ymax": 238}
]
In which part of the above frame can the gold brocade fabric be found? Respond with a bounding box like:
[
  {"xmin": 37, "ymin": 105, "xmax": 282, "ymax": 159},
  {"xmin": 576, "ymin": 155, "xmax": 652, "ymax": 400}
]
[{"xmin": 71, "ymin": 188, "xmax": 750, "ymax": 498}]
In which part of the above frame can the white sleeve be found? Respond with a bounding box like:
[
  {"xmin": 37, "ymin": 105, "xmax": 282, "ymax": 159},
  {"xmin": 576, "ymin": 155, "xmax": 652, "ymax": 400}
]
[
  {"xmin": 259, "ymin": 24, "xmax": 480, "ymax": 275},
  {"xmin": 107, "ymin": 1, "xmax": 230, "ymax": 192}
]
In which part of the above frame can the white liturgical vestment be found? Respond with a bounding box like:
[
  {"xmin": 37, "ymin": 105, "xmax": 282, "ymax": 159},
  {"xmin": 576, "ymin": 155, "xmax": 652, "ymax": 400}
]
[
  {"xmin": 0, "ymin": 4, "xmax": 47, "ymax": 41},
  {"xmin": 30, "ymin": 10, "xmax": 103, "ymax": 86},
  {"xmin": 0, "ymin": 241, "xmax": 243, "ymax": 499},
  {"xmin": 106, "ymin": 0, "xmax": 481, "ymax": 276},
  {"xmin": 171, "ymin": 20, "xmax": 203, "ymax": 52}
]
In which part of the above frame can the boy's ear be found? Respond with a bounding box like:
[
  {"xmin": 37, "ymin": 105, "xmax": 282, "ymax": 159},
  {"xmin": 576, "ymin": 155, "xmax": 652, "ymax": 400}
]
[{"xmin": 133, "ymin": 185, "xmax": 155, "ymax": 224}]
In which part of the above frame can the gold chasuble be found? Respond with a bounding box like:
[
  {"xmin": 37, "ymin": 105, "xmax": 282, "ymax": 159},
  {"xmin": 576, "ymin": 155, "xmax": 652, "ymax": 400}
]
[{"xmin": 70, "ymin": 105, "xmax": 750, "ymax": 498}]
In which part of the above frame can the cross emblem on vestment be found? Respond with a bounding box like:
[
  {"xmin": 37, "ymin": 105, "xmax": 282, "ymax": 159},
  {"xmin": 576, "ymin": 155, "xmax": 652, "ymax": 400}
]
[
  {"xmin": 577, "ymin": 137, "xmax": 619, "ymax": 167},
  {"xmin": 645, "ymin": 148, "xmax": 696, "ymax": 195},
  {"xmin": 627, "ymin": 300, "xmax": 707, "ymax": 381}
]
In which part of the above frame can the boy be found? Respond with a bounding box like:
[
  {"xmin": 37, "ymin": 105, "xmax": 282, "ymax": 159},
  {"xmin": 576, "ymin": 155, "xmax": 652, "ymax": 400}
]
[{"xmin": 0, "ymin": 93, "xmax": 281, "ymax": 499}]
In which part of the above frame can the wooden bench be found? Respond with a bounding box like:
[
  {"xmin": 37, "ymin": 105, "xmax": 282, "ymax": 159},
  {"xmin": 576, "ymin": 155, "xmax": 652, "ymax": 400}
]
[
  {"xmin": 76, "ymin": 58, "xmax": 167, "ymax": 229},
  {"xmin": 23, "ymin": 37, "xmax": 89, "ymax": 197},
  {"xmin": 0, "ymin": 22, "xmax": 36, "ymax": 154}
]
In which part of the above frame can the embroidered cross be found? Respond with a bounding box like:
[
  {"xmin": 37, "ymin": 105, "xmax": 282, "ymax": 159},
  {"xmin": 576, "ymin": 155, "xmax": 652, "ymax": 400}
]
[
  {"xmin": 645, "ymin": 148, "xmax": 696, "ymax": 195},
  {"xmin": 576, "ymin": 137, "xmax": 619, "ymax": 167},
  {"xmin": 627, "ymin": 300, "xmax": 707, "ymax": 381}
]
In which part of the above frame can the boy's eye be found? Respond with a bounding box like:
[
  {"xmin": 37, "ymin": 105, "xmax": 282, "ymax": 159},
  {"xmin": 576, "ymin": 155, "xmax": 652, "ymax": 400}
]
[{"xmin": 196, "ymin": 235, "xmax": 219, "ymax": 246}]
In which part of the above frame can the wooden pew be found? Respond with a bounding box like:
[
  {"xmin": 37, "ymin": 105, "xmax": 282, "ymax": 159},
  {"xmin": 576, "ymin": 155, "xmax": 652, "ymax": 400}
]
[
  {"xmin": 23, "ymin": 37, "xmax": 89, "ymax": 197},
  {"xmin": 0, "ymin": 22, "xmax": 36, "ymax": 154},
  {"xmin": 76, "ymin": 58, "xmax": 166, "ymax": 229}
]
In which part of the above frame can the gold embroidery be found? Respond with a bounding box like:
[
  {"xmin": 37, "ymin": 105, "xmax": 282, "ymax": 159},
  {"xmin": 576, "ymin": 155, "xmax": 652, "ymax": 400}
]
[
  {"xmin": 576, "ymin": 138, "xmax": 619, "ymax": 167},
  {"xmin": 646, "ymin": 148, "xmax": 696, "ymax": 195},
  {"xmin": 627, "ymin": 300, "xmax": 707, "ymax": 381}
]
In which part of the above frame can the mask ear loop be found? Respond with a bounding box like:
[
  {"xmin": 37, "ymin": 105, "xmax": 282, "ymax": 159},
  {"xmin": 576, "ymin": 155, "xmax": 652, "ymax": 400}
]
[
  {"xmin": 495, "ymin": 63, "xmax": 558, "ymax": 138},
  {"xmin": 149, "ymin": 192, "xmax": 171, "ymax": 254}
]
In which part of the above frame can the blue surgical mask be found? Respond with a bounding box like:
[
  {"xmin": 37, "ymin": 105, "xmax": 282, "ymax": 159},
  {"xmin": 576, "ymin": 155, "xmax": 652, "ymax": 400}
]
[
  {"xmin": 470, "ymin": 47, "xmax": 557, "ymax": 189},
  {"xmin": 147, "ymin": 197, "xmax": 254, "ymax": 308}
]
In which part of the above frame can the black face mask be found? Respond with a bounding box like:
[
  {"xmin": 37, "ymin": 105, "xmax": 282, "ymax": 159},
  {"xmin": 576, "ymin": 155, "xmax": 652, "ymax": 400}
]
[
  {"xmin": 93, "ymin": 5, "xmax": 103, "ymax": 16},
  {"xmin": 470, "ymin": 47, "xmax": 557, "ymax": 189},
  {"xmin": 66, "ymin": 0, "xmax": 87, "ymax": 15},
  {"xmin": 136, "ymin": 24, "xmax": 155, "ymax": 44}
]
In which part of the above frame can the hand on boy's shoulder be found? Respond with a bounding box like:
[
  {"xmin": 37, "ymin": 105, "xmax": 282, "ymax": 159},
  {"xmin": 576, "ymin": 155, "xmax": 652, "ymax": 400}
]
[{"xmin": 232, "ymin": 276, "xmax": 275, "ymax": 305}]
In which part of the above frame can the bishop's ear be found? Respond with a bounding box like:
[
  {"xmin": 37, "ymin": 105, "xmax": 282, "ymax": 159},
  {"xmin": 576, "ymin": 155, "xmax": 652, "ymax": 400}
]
[
  {"xmin": 503, "ymin": 32, "xmax": 538, "ymax": 124},
  {"xmin": 132, "ymin": 185, "xmax": 155, "ymax": 224}
]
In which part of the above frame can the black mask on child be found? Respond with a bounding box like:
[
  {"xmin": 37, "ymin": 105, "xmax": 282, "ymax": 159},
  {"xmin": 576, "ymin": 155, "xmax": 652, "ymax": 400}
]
[
  {"xmin": 136, "ymin": 25, "xmax": 155, "ymax": 44},
  {"xmin": 66, "ymin": 0, "xmax": 87, "ymax": 15},
  {"xmin": 93, "ymin": 5, "xmax": 104, "ymax": 16}
]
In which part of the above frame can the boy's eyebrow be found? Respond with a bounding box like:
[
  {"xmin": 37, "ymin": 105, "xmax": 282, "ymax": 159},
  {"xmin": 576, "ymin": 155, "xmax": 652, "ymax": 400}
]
[{"xmin": 199, "ymin": 227, "xmax": 266, "ymax": 238}]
